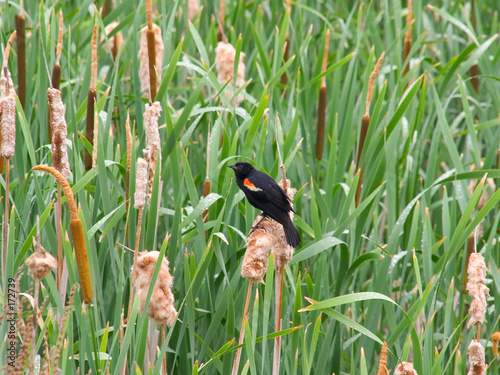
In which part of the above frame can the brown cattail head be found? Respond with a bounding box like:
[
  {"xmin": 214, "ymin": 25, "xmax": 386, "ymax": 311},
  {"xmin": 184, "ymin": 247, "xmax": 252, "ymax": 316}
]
[
  {"xmin": 492, "ymin": 331, "xmax": 500, "ymax": 358},
  {"xmin": 376, "ymin": 341, "xmax": 388, "ymax": 375},
  {"xmin": 132, "ymin": 250, "xmax": 177, "ymax": 326},
  {"xmin": 134, "ymin": 158, "xmax": 148, "ymax": 209},
  {"xmin": 187, "ymin": 0, "xmax": 200, "ymax": 22},
  {"xmin": 143, "ymin": 101, "xmax": 161, "ymax": 194},
  {"xmin": 466, "ymin": 252, "xmax": 489, "ymax": 328},
  {"xmin": 47, "ymin": 88, "xmax": 72, "ymax": 179},
  {"xmin": 104, "ymin": 21, "xmax": 124, "ymax": 60},
  {"xmin": 139, "ymin": 24, "xmax": 163, "ymax": 99},
  {"xmin": 215, "ymin": 41, "xmax": 246, "ymax": 106},
  {"xmin": 70, "ymin": 218, "xmax": 93, "ymax": 304},
  {"xmin": 467, "ymin": 340, "xmax": 486, "ymax": 375},
  {"xmin": 25, "ymin": 238, "xmax": 57, "ymax": 279},
  {"xmin": 395, "ymin": 362, "xmax": 418, "ymax": 375}
]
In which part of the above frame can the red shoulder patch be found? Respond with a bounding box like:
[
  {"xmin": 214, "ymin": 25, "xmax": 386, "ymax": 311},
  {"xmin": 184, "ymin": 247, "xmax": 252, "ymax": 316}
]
[
  {"xmin": 244, "ymin": 178, "xmax": 256, "ymax": 188},
  {"xmin": 244, "ymin": 178, "xmax": 262, "ymax": 192}
]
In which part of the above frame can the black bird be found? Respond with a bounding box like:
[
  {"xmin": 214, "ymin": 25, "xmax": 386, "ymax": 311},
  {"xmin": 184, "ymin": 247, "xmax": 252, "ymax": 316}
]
[{"xmin": 228, "ymin": 162, "xmax": 300, "ymax": 247}]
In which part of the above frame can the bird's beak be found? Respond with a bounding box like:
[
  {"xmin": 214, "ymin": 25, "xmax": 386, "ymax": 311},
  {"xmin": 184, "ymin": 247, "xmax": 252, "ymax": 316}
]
[{"xmin": 228, "ymin": 164, "xmax": 236, "ymax": 170}]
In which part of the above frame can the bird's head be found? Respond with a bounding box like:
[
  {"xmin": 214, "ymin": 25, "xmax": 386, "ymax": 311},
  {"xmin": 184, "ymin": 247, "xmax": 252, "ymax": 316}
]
[{"xmin": 228, "ymin": 162, "xmax": 255, "ymax": 178}]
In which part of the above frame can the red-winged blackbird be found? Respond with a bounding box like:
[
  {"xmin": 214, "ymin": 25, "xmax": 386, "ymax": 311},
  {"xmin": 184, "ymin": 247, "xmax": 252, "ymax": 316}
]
[{"xmin": 228, "ymin": 162, "xmax": 300, "ymax": 247}]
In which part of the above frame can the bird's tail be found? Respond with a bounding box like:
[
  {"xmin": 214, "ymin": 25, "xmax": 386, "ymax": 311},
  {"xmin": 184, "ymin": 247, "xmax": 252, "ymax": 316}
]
[{"xmin": 283, "ymin": 223, "xmax": 300, "ymax": 248}]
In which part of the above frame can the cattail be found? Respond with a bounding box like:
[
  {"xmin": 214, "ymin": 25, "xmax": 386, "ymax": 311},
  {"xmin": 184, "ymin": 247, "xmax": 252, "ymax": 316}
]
[
  {"xmin": 32, "ymin": 165, "xmax": 93, "ymax": 304},
  {"xmin": 215, "ymin": 41, "xmax": 246, "ymax": 106},
  {"xmin": 15, "ymin": 12, "xmax": 26, "ymax": 108},
  {"xmin": 134, "ymin": 158, "xmax": 148, "ymax": 209},
  {"xmin": 25, "ymin": 238, "xmax": 57, "ymax": 279},
  {"xmin": 492, "ymin": 331, "xmax": 500, "ymax": 358},
  {"xmin": 104, "ymin": 21, "xmax": 124, "ymax": 60},
  {"xmin": 1, "ymin": 32, "xmax": 17, "ymax": 160},
  {"xmin": 139, "ymin": 16, "xmax": 163, "ymax": 100},
  {"xmin": 143, "ymin": 101, "xmax": 161, "ymax": 194},
  {"xmin": 85, "ymin": 24, "xmax": 98, "ymax": 171},
  {"xmin": 241, "ymin": 216, "xmax": 274, "ymax": 283},
  {"xmin": 47, "ymin": 88, "xmax": 71, "ymax": 179},
  {"xmin": 132, "ymin": 250, "xmax": 177, "ymax": 326},
  {"xmin": 376, "ymin": 341, "xmax": 388, "ymax": 375},
  {"xmin": 467, "ymin": 340, "xmax": 485, "ymax": 375},
  {"xmin": 395, "ymin": 362, "xmax": 418, "ymax": 375},
  {"xmin": 355, "ymin": 51, "xmax": 384, "ymax": 207},
  {"xmin": 402, "ymin": 0, "xmax": 413, "ymax": 77},
  {"xmin": 92, "ymin": 99, "xmax": 98, "ymax": 168},
  {"xmin": 217, "ymin": 0, "xmax": 226, "ymax": 41},
  {"xmin": 48, "ymin": 11, "xmax": 64, "ymax": 142},
  {"xmin": 187, "ymin": 0, "xmax": 200, "ymax": 22},
  {"xmin": 466, "ymin": 252, "xmax": 489, "ymax": 329},
  {"xmin": 315, "ymin": 29, "xmax": 329, "ymax": 160},
  {"xmin": 0, "ymin": 71, "xmax": 16, "ymax": 159},
  {"xmin": 125, "ymin": 113, "xmax": 133, "ymax": 211}
]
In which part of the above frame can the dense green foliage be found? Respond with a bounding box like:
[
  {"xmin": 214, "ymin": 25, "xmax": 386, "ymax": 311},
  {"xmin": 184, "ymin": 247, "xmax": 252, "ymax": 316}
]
[{"xmin": 1, "ymin": 0, "xmax": 500, "ymax": 374}]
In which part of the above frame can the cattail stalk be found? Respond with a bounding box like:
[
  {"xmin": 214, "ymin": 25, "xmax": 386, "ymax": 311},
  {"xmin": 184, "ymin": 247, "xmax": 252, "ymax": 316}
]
[
  {"xmin": 1, "ymin": 32, "xmax": 16, "ymax": 284},
  {"xmin": 355, "ymin": 51, "xmax": 384, "ymax": 207},
  {"xmin": 85, "ymin": 24, "xmax": 98, "ymax": 171},
  {"xmin": 232, "ymin": 282, "xmax": 253, "ymax": 375},
  {"xmin": 15, "ymin": 12, "xmax": 26, "ymax": 108},
  {"xmin": 315, "ymin": 29, "xmax": 329, "ymax": 160},
  {"xmin": 217, "ymin": 0, "xmax": 226, "ymax": 42},
  {"xmin": 125, "ymin": 113, "xmax": 132, "ymax": 244},
  {"xmin": 146, "ymin": 0, "xmax": 158, "ymax": 101},
  {"xmin": 32, "ymin": 165, "xmax": 93, "ymax": 304},
  {"xmin": 402, "ymin": 0, "xmax": 413, "ymax": 77}
]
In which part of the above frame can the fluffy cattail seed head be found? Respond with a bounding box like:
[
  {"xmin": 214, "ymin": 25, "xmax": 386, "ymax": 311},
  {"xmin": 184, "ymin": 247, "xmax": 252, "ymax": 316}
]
[
  {"xmin": 143, "ymin": 101, "xmax": 161, "ymax": 194},
  {"xmin": 134, "ymin": 158, "xmax": 148, "ymax": 209},
  {"xmin": 467, "ymin": 340, "xmax": 485, "ymax": 375},
  {"xmin": 0, "ymin": 68, "xmax": 16, "ymax": 159},
  {"xmin": 47, "ymin": 88, "xmax": 72, "ymax": 179},
  {"xmin": 25, "ymin": 239, "xmax": 57, "ymax": 279},
  {"xmin": 394, "ymin": 362, "xmax": 418, "ymax": 375},
  {"xmin": 132, "ymin": 250, "xmax": 177, "ymax": 326},
  {"xmin": 104, "ymin": 21, "xmax": 124, "ymax": 59},
  {"xmin": 241, "ymin": 215, "xmax": 273, "ymax": 283},
  {"xmin": 215, "ymin": 41, "xmax": 246, "ymax": 106},
  {"xmin": 139, "ymin": 24, "xmax": 163, "ymax": 99},
  {"xmin": 272, "ymin": 179, "xmax": 296, "ymax": 270},
  {"xmin": 466, "ymin": 252, "xmax": 489, "ymax": 328}
]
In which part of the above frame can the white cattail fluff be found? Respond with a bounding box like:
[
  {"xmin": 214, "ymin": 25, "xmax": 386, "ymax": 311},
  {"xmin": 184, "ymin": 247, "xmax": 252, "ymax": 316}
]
[
  {"xmin": 47, "ymin": 88, "xmax": 72, "ymax": 179},
  {"xmin": 0, "ymin": 70, "xmax": 16, "ymax": 159},
  {"xmin": 466, "ymin": 252, "xmax": 489, "ymax": 328},
  {"xmin": 139, "ymin": 24, "xmax": 164, "ymax": 99},
  {"xmin": 134, "ymin": 158, "xmax": 148, "ymax": 209},
  {"xmin": 143, "ymin": 101, "xmax": 162, "ymax": 194},
  {"xmin": 215, "ymin": 41, "xmax": 246, "ymax": 106},
  {"xmin": 104, "ymin": 21, "xmax": 124, "ymax": 55},
  {"xmin": 132, "ymin": 250, "xmax": 177, "ymax": 326},
  {"xmin": 467, "ymin": 340, "xmax": 486, "ymax": 375}
]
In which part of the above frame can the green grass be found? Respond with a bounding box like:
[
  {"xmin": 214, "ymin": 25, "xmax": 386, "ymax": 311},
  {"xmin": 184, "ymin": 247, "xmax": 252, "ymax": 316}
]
[{"xmin": 2, "ymin": 0, "xmax": 500, "ymax": 374}]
